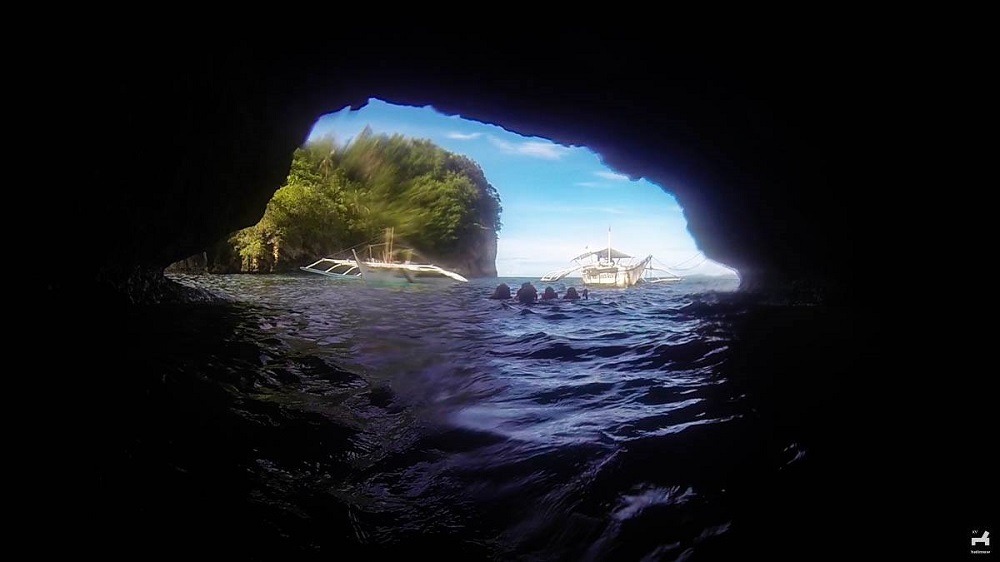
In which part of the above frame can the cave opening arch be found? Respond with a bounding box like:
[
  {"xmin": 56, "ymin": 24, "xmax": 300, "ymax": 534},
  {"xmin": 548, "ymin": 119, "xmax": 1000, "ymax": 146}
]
[
  {"xmin": 69, "ymin": 49, "xmax": 850, "ymax": 303},
  {"xmin": 246, "ymin": 97, "xmax": 736, "ymax": 281}
]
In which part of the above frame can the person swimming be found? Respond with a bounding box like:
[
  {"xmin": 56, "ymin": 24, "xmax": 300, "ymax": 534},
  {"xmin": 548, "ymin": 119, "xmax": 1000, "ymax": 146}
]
[
  {"xmin": 541, "ymin": 286, "xmax": 558, "ymax": 300},
  {"xmin": 581, "ymin": 288, "xmax": 589, "ymax": 299},
  {"xmin": 489, "ymin": 283, "xmax": 512, "ymax": 299},
  {"xmin": 563, "ymin": 287, "xmax": 580, "ymax": 300},
  {"xmin": 516, "ymin": 282, "xmax": 538, "ymax": 304}
]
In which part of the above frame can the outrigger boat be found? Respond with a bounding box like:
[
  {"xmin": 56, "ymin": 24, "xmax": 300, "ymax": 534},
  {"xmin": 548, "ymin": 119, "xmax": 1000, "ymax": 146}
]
[
  {"xmin": 299, "ymin": 228, "xmax": 468, "ymax": 284},
  {"xmin": 541, "ymin": 229, "xmax": 680, "ymax": 288}
]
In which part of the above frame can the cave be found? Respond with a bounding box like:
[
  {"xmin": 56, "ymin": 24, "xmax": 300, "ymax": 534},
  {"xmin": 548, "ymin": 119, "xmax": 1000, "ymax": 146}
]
[
  {"xmin": 37, "ymin": 40, "xmax": 987, "ymax": 560},
  {"xmin": 55, "ymin": 46, "xmax": 852, "ymax": 302}
]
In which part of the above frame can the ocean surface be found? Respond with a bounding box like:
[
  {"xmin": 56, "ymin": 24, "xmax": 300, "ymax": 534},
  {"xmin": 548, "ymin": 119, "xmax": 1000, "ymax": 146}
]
[{"xmin": 98, "ymin": 273, "xmax": 849, "ymax": 560}]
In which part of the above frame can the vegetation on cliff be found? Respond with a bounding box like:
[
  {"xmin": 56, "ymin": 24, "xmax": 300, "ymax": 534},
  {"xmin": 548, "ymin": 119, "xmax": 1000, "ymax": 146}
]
[{"xmin": 223, "ymin": 129, "xmax": 501, "ymax": 273}]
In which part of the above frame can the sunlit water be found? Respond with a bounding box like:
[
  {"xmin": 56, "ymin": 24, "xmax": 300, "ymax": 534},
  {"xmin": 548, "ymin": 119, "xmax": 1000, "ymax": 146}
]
[{"xmin": 107, "ymin": 273, "xmax": 836, "ymax": 560}]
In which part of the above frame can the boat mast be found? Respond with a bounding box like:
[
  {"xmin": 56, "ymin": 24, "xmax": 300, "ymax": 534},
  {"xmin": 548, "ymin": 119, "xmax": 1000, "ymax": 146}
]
[
  {"xmin": 607, "ymin": 227, "xmax": 611, "ymax": 262},
  {"xmin": 384, "ymin": 227, "xmax": 393, "ymax": 263}
]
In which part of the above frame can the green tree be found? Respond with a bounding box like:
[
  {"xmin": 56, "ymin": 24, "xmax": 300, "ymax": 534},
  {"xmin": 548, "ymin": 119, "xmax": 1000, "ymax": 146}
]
[{"xmin": 226, "ymin": 132, "xmax": 502, "ymax": 273}]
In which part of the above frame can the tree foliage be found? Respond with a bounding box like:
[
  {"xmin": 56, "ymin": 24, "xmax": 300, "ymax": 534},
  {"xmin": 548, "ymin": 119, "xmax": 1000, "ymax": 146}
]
[{"xmin": 230, "ymin": 132, "xmax": 502, "ymax": 272}]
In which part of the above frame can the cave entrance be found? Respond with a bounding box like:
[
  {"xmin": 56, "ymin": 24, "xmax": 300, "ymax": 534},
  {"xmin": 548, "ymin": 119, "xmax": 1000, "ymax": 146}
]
[{"xmin": 303, "ymin": 98, "xmax": 737, "ymax": 281}]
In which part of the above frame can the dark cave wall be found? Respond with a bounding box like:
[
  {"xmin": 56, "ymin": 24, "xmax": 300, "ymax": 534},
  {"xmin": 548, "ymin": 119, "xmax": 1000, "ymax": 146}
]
[{"xmin": 61, "ymin": 43, "xmax": 853, "ymax": 301}]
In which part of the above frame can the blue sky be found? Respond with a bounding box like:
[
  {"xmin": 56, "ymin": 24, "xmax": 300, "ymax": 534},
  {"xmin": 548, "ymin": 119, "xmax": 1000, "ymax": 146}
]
[{"xmin": 307, "ymin": 99, "xmax": 736, "ymax": 278}]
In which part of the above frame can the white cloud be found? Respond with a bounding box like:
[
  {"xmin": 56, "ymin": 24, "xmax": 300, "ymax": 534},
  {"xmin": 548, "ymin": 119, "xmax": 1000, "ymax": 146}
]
[
  {"xmin": 489, "ymin": 136, "xmax": 570, "ymax": 160},
  {"xmin": 446, "ymin": 131, "xmax": 482, "ymax": 140},
  {"xmin": 519, "ymin": 142, "xmax": 570, "ymax": 160},
  {"xmin": 506, "ymin": 202, "xmax": 629, "ymax": 215},
  {"xmin": 595, "ymin": 170, "xmax": 630, "ymax": 181}
]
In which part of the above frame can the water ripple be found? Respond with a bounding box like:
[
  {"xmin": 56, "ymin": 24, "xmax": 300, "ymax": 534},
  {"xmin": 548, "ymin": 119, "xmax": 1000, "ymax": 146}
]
[{"xmin": 139, "ymin": 273, "xmax": 814, "ymax": 559}]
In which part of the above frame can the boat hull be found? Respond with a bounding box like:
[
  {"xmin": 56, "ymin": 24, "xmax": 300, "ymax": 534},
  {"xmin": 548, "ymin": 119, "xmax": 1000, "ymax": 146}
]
[
  {"xmin": 298, "ymin": 229, "xmax": 468, "ymax": 285},
  {"xmin": 299, "ymin": 257, "xmax": 468, "ymax": 284},
  {"xmin": 581, "ymin": 256, "xmax": 651, "ymax": 288}
]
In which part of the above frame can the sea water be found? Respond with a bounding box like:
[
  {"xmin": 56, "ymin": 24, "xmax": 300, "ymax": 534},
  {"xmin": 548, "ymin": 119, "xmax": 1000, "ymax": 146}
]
[{"xmin": 99, "ymin": 273, "xmax": 847, "ymax": 559}]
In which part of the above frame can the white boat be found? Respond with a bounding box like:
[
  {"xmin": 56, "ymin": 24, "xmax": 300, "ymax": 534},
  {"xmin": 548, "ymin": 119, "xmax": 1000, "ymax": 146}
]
[
  {"xmin": 577, "ymin": 249, "xmax": 652, "ymax": 288},
  {"xmin": 299, "ymin": 228, "xmax": 469, "ymax": 284},
  {"xmin": 541, "ymin": 229, "xmax": 680, "ymax": 288}
]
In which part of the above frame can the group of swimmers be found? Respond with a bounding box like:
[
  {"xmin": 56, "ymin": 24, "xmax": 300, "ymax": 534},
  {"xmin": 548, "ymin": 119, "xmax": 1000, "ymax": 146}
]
[{"xmin": 489, "ymin": 282, "xmax": 589, "ymax": 304}]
